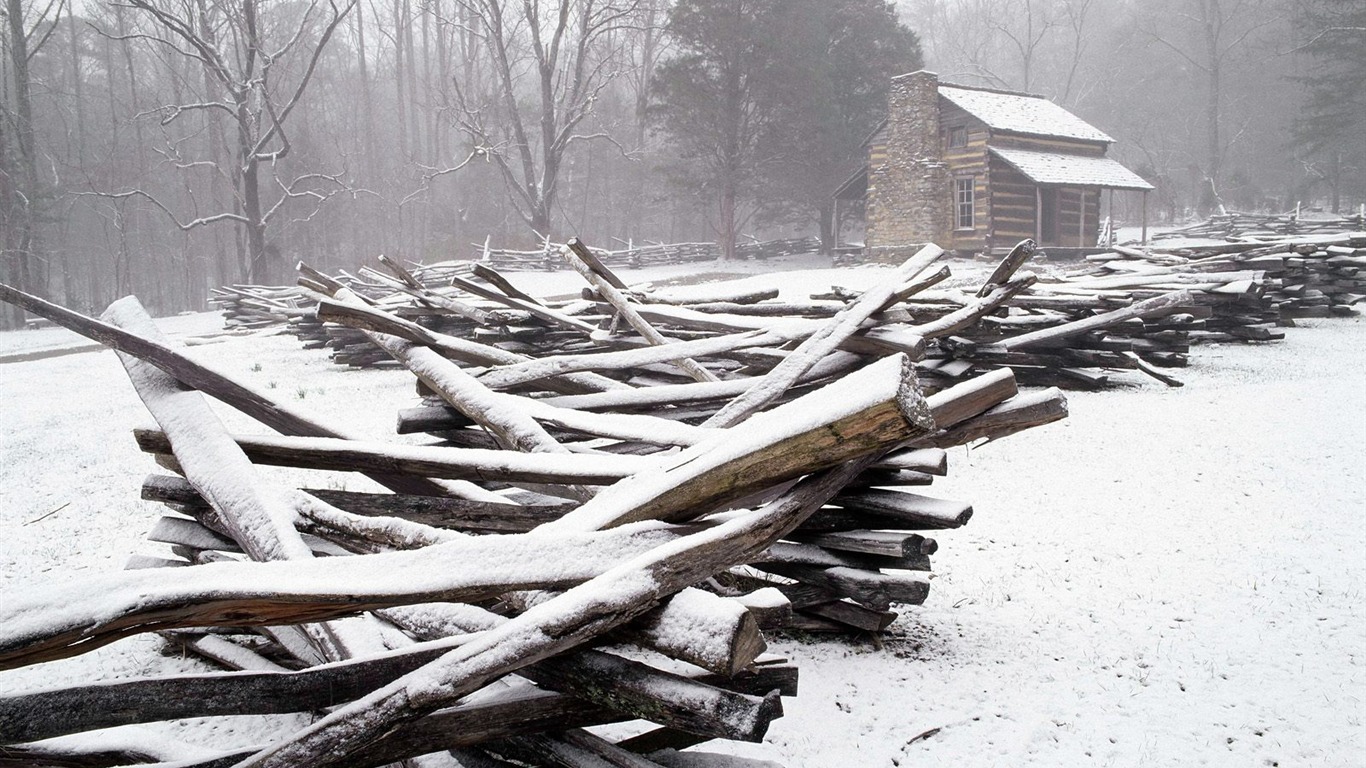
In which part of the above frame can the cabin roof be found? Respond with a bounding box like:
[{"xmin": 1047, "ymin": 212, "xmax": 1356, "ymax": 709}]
[
  {"xmin": 990, "ymin": 147, "xmax": 1154, "ymax": 190},
  {"xmin": 940, "ymin": 85, "xmax": 1113, "ymax": 144}
]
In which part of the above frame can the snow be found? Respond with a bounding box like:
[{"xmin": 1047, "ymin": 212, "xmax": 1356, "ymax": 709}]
[
  {"xmin": 634, "ymin": 587, "xmax": 750, "ymax": 671},
  {"xmin": 989, "ymin": 147, "xmax": 1155, "ymax": 191},
  {"xmin": 543, "ymin": 353, "xmax": 920, "ymax": 532},
  {"xmin": 1, "ymin": 263, "xmax": 1363, "ymax": 766},
  {"xmin": 939, "ymin": 84, "xmax": 1114, "ymax": 144}
]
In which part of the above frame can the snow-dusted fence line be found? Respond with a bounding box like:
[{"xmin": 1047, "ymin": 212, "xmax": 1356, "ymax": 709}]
[
  {"xmin": 211, "ymin": 230, "xmax": 1366, "ymax": 398},
  {"xmin": 287, "ymin": 238, "xmax": 1193, "ymax": 390},
  {"xmin": 476, "ymin": 236, "xmax": 823, "ymax": 272},
  {"xmin": 1079, "ymin": 232, "xmax": 1366, "ymax": 327},
  {"xmin": 1151, "ymin": 210, "xmax": 1366, "ymax": 241},
  {"xmin": 0, "ymin": 262, "xmax": 1070, "ymax": 766}
]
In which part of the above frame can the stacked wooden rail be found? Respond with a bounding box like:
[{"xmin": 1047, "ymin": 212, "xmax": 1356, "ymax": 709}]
[
  {"xmin": 0, "ymin": 260, "xmax": 1066, "ymax": 768},
  {"xmin": 480, "ymin": 237, "xmax": 822, "ymax": 271},
  {"xmin": 216, "ymin": 231, "xmax": 1366, "ymax": 393},
  {"xmin": 1083, "ymin": 232, "xmax": 1366, "ymax": 321},
  {"xmin": 204, "ymin": 242, "xmax": 1201, "ymax": 395},
  {"xmin": 210, "ymin": 284, "xmax": 320, "ymax": 329},
  {"xmin": 1151, "ymin": 211, "xmax": 1366, "ymax": 241}
]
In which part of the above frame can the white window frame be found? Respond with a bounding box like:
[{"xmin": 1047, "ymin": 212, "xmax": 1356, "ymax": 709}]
[{"xmin": 955, "ymin": 176, "xmax": 976, "ymax": 231}]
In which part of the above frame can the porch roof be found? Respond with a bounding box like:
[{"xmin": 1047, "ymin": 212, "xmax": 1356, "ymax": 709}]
[{"xmin": 990, "ymin": 147, "xmax": 1154, "ymax": 191}]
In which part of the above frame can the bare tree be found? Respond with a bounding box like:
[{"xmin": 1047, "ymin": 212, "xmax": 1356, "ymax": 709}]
[
  {"xmin": 446, "ymin": 0, "xmax": 641, "ymax": 239},
  {"xmin": 1, "ymin": 0, "xmax": 67, "ymax": 326},
  {"xmin": 97, "ymin": 0, "xmax": 358, "ymax": 284},
  {"xmin": 1138, "ymin": 0, "xmax": 1282, "ymax": 212}
]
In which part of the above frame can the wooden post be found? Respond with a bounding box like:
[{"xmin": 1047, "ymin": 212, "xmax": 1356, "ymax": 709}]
[
  {"xmin": 1035, "ymin": 187, "xmax": 1043, "ymax": 243},
  {"xmin": 1142, "ymin": 190, "xmax": 1149, "ymax": 244},
  {"xmin": 1108, "ymin": 189, "xmax": 1116, "ymax": 245},
  {"xmin": 1077, "ymin": 188, "xmax": 1086, "ymax": 248},
  {"xmin": 832, "ymin": 199, "xmax": 841, "ymax": 251}
]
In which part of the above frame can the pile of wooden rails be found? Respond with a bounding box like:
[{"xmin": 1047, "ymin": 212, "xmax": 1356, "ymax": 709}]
[
  {"xmin": 1151, "ymin": 210, "xmax": 1366, "ymax": 241},
  {"xmin": 264, "ymin": 240, "xmax": 1196, "ymax": 390},
  {"xmin": 210, "ymin": 284, "xmax": 321, "ymax": 329},
  {"xmin": 478, "ymin": 237, "xmax": 821, "ymax": 271},
  {"xmin": 216, "ymin": 230, "xmax": 1366, "ymax": 394},
  {"xmin": 0, "ymin": 262, "xmax": 1065, "ymax": 768},
  {"xmin": 1080, "ymin": 231, "xmax": 1366, "ymax": 321}
]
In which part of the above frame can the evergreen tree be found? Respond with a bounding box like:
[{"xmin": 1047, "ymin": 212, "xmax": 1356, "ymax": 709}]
[
  {"xmin": 652, "ymin": 0, "xmax": 783, "ymax": 260},
  {"xmin": 652, "ymin": 0, "xmax": 922, "ymax": 258},
  {"xmin": 1293, "ymin": 0, "xmax": 1366, "ymax": 212},
  {"xmin": 758, "ymin": 0, "xmax": 923, "ymax": 248}
]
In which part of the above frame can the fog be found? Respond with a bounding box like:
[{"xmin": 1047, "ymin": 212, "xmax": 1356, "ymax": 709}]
[{"xmin": 1, "ymin": 0, "xmax": 1359, "ymax": 324}]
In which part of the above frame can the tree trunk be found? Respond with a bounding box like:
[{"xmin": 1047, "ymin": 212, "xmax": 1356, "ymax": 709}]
[
  {"xmin": 1201, "ymin": 0, "xmax": 1223, "ymax": 213},
  {"xmin": 243, "ymin": 158, "xmax": 269, "ymax": 284},
  {"xmin": 4, "ymin": 0, "xmax": 42, "ymax": 300},
  {"xmin": 720, "ymin": 182, "xmax": 738, "ymax": 261},
  {"xmin": 0, "ymin": 119, "xmax": 19, "ymax": 329},
  {"xmin": 196, "ymin": 0, "xmax": 235, "ymax": 288},
  {"xmin": 392, "ymin": 0, "xmax": 410, "ymax": 161}
]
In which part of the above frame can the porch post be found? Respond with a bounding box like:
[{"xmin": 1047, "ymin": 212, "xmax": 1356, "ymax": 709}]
[
  {"xmin": 1035, "ymin": 186, "xmax": 1042, "ymax": 242},
  {"xmin": 832, "ymin": 199, "xmax": 841, "ymax": 251},
  {"xmin": 1141, "ymin": 190, "xmax": 1149, "ymax": 244},
  {"xmin": 1077, "ymin": 189, "xmax": 1085, "ymax": 247}
]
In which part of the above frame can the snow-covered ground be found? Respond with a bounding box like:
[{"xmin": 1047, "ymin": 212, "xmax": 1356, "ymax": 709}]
[{"xmin": 0, "ymin": 258, "xmax": 1362, "ymax": 766}]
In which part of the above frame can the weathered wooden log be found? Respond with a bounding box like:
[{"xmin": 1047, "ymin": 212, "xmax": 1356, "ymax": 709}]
[
  {"xmin": 450, "ymin": 272, "xmax": 600, "ymax": 334},
  {"xmin": 385, "ymin": 593, "xmax": 776, "ymax": 682},
  {"xmin": 0, "ymin": 525, "xmax": 678, "ymax": 669},
  {"xmin": 231, "ymin": 434, "xmax": 925, "ymax": 766},
  {"xmin": 979, "ymin": 239, "xmax": 1038, "ymax": 296},
  {"xmin": 104, "ymin": 298, "xmax": 393, "ymax": 663},
  {"xmin": 703, "ymin": 245, "xmax": 942, "ymax": 428},
  {"xmin": 143, "ymin": 474, "xmax": 575, "ymax": 534},
  {"xmin": 475, "ymin": 328, "xmax": 799, "ymax": 391},
  {"xmin": 989, "ymin": 291, "xmax": 1195, "ymax": 351},
  {"xmin": 104, "ymin": 299, "xmax": 315, "ymax": 564},
  {"xmin": 912, "ymin": 273, "xmax": 1037, "ymax": 339},
  {"xmin": 526, "ymin": 650, "xmax": 782, "ymax": 744},
  {"xmin": 629, "ymin": 589, "xmax": 767, "ymax": 677},
  {"xmin": 480, "ymin": 729, "xmax": 673, "ymax": 768},
  {"xmin": 798, "ymin": 600, "xmax": 900, "ymax": 633},
  {"xmin": 827, "ymin": 489, "xmax": 971, "ymax": 529},
  {"xmin": 925, "ymin": 387, "xmax": 1069, "ymax": 447},
  {"xmin": 543, "ymin": 353, "xmax": 933, "ymax": 530},
  {"xmin": 329, "ymin": 288, "xmax": 598, "ymax": 501},
  {"xmin": 753, "ymin": 564, "xmax": 930, "ymax": 610},
  {"xmin": 0, "ymin": 285, "xmax": 453, "ymax": 498},
  {"xmin": 565, "ymin": 239, "xmax": 719, "ymax": 384},
  {"xmin": 792, "ymin": 530, "xmax": 938, "ymax": 559},
  {"xmin": 471, "ymin": 263, "xmax": 545, "ymax": 304},
  {"xmin": 755, "ymin": 541, "xmax": 929, "ymax": 572},
  {"xmin": 530, "ymin": 352, "xmax": 860, "ymax": 413},
  {"xmin": 0, "ymin": 633, "xmax": 472, "ymax": 742},
  {"xmin": 922, "ymin": 367, "xmax": 1019, "ymax": 429},
  {"xmin": 133, "ymin": 428, "xmax": 653, "ymax": 485},
  {"xmin": 364, "ymin": 262, "xmax": 498, "ymax": 326},
  {"xmin": 315, "ymin": 294, "xmax": 625, "ymax": 395},
  {"xmin": 0, "ymin": 634, "xmax": 781, "ymax": 746}
]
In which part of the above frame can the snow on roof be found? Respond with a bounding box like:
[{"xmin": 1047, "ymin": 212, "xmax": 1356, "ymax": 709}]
[
  {"xmin": 990, "ymin": 147, "xmax": 1155, "ymax": 191},
  {"xmin": 940, "ymin": 85, "xmax": 1113, "ymax": 143}
]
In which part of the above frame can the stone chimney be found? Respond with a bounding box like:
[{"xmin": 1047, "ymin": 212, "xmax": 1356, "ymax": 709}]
[{"xmin": 865, "ymin": 70, "xmax": 950, "ymax": 259}]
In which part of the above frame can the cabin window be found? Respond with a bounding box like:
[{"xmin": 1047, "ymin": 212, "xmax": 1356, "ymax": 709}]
[
  {"xmin": 955, "ymin": 177, "xmax": 975, "ymax": 230},
  {"xmin": 947, "ymin": 126, "xmax": 968, "ymax": 149}
]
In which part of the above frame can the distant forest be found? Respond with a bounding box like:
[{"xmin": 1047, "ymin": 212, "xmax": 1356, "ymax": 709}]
[{"xmin": 1, "ymin": 0, "xmax": 1361, "ymax": 322}]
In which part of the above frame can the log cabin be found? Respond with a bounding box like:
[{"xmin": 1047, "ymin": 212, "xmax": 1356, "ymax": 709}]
[{"xmin": 833, "ymin": 70, "xmax": 1154, "ymax": 259}]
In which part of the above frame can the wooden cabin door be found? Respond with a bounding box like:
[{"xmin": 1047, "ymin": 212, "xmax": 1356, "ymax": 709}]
[{"xmin": 1038, "ymin": 187, "xmax": 1059, "ymax": 245}]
